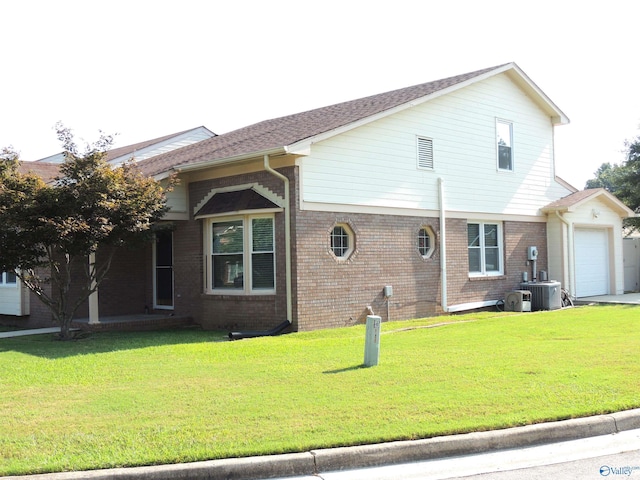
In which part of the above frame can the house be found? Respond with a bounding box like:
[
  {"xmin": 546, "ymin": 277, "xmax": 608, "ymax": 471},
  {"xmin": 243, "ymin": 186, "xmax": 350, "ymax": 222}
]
[{"xmin": 2, "ymin": 62, "xmax": 633, "ymax": 330}]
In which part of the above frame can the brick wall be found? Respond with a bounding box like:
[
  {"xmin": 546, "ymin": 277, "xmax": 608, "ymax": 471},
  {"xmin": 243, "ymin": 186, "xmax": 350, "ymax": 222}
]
[
  {"xmin": 295, "ymin": 212, "xmax": 548, "ymax": 330},
  {"xmin": 294, "ymin": 210, "xmax": 442, "ymax": 330},
  {"xmin": 444, "ymin": 219, "xmax": 547, "ymax": 307},
  {"xmin": 65, "ymin": 245, "xmax": 151, "ymax": 319},
  {"xmin": 186, "ymin": 169, "xmax": 291, "ymax": 331}
]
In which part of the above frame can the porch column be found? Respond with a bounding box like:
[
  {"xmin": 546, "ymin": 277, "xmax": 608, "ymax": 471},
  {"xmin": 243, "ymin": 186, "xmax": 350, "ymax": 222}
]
[{"xmin": 88, "ymin": 252, "xmax": 100, "ymax": 324}]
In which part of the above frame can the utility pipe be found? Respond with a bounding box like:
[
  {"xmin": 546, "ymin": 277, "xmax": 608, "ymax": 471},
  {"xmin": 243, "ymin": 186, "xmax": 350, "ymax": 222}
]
[
  {"xmin": 438, "ymin": 178, "xmax": 449, "ymax": 313},
  {"xmin": 555, "ymin": 211, "xmax": 575, "ymax": 298},
  {"xmin": 264, "ymin": 155, "xmax": 292, "ymax": 323}
]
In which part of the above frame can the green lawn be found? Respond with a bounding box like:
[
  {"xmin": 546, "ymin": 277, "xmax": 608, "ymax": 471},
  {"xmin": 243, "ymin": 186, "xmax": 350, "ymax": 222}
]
[{"xmin": 1, "ymin": 305, "xmax": 639, "ymax": 475}]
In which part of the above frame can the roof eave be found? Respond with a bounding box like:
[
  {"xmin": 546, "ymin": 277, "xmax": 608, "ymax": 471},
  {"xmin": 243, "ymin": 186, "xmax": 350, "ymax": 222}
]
[
  {"xmin": 290, "ymin": 63, "xmax": 570, "ymax": 152},
  {"xmin": 504, "ymin": 64, "xmax": 570, "ymax": 126},
  {"xmin": 543, "ymin": 190, "xmax": 635, "ymax": 218},
  {"xmin": 172, "ymin": 147, "xmax": 289, "ymax": 175}
]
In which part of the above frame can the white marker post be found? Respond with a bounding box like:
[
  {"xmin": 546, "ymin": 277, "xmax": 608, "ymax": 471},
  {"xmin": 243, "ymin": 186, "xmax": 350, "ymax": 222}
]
[{"xmin": 364, "ymin": 315, "xmax": 381, "ymax": 367}]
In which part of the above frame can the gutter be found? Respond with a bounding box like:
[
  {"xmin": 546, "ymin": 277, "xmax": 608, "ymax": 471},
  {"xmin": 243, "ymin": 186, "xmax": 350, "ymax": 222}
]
[
  {"xmin": 264, "ymin": 155, "xmax": 293, "ymax": 323},
  {"xmin": 438, "ymin": 178, "xmax": 449, "ymax": 313},
  {"xmin": 153, "ymin": 147, "xmax": 289, "ymax": 181}
]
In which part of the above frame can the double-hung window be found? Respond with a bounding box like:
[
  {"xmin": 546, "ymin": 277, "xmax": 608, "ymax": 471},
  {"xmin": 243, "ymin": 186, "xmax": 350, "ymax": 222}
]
[
  {"xmin": 468, "ymin": 222, "xmax": 503, "ymax": 276},
  {"xmin": 209, "ymin": 215, "xmax": 275, "ymax": 293},
  {"xmin": 496, "ymin": 119, "xmax": 513, "ymax": 171}
]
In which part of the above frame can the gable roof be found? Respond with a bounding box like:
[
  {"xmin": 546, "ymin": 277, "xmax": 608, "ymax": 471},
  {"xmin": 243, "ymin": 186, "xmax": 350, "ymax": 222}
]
[
  {"xmin": 194, "ymin": 188, "xmax": 281, "ymax": 218},
  {"xmin": 17, "ymin": 161, "xmax": 61, "ymax": 183},
  {"xmin": 35, "ymin": 126, "xmax": 216, "ymax": 165},
  {"xmin": 137, "ymin": 62, "xmax": 569, "ymax": 178},
  {"xmin": 542, "ymin": 188, "xmax": 635, "ymax": 218}
]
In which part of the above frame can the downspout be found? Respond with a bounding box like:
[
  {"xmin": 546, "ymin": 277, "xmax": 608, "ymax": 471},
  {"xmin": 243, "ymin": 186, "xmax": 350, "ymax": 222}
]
[
  {"xmin": 438, "ymin": 178, "xmax": 449, "ymax": 313},
  {"xmin": 555, "ymin": 211, "xmax": 575, "ymax": 298},
  {"xmin": 264, "ymin": 155, "xmax": 292, "ymax": 323}
]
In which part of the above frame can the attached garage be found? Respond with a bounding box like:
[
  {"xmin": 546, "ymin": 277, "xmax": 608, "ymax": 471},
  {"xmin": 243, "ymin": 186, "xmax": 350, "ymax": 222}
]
[
  {"xmin": 574, "ymin": 228, "xmax": 610, "ymax": 297},
  {"xmin": 543, "ymin": 188, "xmax": 634, "ymax": 300}
]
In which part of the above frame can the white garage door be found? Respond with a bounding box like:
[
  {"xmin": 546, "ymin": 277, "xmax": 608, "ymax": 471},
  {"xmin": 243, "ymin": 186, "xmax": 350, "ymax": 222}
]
[{"xmin": 575, "ymin": 228, "xmax": 610, "ymax": 297}]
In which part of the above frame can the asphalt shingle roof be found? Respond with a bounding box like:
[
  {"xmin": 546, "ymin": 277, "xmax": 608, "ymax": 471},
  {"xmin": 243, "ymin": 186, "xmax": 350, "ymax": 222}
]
[
  {"xmin": 17, "ymin": 161, "xmax": 60, "ymax": 183},
  {"xmin": 136, "ymin": 64, "xmax": 509, "ymax": 177},
  {"xmin": 543, "ymin": 189, "xmax": 604, "ymax": 210}
]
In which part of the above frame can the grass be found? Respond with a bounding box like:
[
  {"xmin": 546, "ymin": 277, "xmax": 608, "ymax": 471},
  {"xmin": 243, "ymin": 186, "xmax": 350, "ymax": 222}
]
[{"xmin": 1, "ymin": 305, "xmax": 640, "ymax": 475}]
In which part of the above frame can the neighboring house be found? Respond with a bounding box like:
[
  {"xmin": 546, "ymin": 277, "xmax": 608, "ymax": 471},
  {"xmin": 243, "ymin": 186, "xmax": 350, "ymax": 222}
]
[{"xmin": 2, "ymin": 62, "xmax": 633, "ymax": 330}]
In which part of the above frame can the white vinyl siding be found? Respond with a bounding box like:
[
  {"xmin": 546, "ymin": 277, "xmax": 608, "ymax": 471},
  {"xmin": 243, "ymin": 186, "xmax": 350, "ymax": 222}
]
[{"xmin": 300, "ymin": 73, "xmax": 572, "ymax": 217}]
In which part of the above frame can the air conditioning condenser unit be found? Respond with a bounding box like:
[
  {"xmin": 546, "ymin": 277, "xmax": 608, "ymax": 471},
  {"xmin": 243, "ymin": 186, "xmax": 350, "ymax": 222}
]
[{"xmin": 504, "ymin": 290, "xmax": 532, "ymax": 312}]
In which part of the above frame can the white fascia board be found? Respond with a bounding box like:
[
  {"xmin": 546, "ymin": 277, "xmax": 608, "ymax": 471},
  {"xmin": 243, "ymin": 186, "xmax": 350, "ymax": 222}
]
[
  {"xmin": 567, "ymin": 190, "xmax": 635, "ymax": 217},
  {"xmin": 504, "ymin": 64, "xmax": 570, "ymax": 125},
  {"xmin": 173, "ymin": 147, "xmax": 287, "ymax": 175}
]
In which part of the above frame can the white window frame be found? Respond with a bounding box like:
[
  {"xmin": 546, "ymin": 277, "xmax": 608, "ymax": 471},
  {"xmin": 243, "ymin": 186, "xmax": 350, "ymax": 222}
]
[
  {"xmin": 418, "ymin": 226, "xmax": 435, "ymax": 259},
  {"xmin": 0, "ymin": 271, "xmax": 18, "ymax": 287},
  {"xmin": 417, "ymin": 136, "xmax": 434, "ymax": 170},
  {"xmin": 205, "ymin": 214, "xmax": 276, "ymax": 295},
  {"xmin": 468, "ymin": 221, "xmax": 503, "ymax": 277},
  {"xmin": 496, "ymin": 119, "xmax": 514, "ymax": 171},
  {"xmin": 330, "ymin": 223, "xmax": 355, "ymax": 260}
]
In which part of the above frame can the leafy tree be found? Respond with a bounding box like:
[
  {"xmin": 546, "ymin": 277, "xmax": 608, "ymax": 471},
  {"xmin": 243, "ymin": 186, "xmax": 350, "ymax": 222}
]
[
  {"xmin": 0, "ymin": 124, "xmax": 171, "ymax": 340},
  {"xmin": 585, "ymin": 135, "xmax": 640, "ymax": 232},
  {"xmin": 585, "ymin": 162, "xmax": 625, "ymax": 194}
]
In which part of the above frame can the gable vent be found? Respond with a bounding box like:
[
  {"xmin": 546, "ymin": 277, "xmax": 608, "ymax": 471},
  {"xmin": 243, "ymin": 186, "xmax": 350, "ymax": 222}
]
[{"xmin": 417, "ymin": 137, "xmax": 434, "ymax": 169}]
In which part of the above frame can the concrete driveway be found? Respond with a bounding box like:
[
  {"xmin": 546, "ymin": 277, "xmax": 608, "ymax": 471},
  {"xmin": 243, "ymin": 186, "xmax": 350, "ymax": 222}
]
[{"xmin": 576, "ymin": 292, "xmax": 640, "ymax": 305}]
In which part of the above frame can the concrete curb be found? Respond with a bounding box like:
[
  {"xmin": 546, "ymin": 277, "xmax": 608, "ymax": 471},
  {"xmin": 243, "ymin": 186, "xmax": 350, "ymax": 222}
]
[{"xmin": 6, "ymin": 409, "xmax": 640, "ymax": 480}]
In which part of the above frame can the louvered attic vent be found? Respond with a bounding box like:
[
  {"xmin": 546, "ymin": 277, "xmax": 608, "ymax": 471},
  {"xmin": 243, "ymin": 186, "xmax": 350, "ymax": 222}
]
[{"xmin": 417, "ymin": 137, "xmax": 434, "ymax": 169}]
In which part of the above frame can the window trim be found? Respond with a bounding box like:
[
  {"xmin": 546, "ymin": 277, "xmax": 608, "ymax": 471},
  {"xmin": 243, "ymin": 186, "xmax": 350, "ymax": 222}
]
[
  {"xmin": 496, "ymin": 119, "xmax": 514, "ymax": 172},
  {"xmin": 417, "ymin": 226, "xmax": 435, "ymax": 259},
  {"xmin": 330, "ymin": 222, "xmax": 355, "ymax": 261},
  {"xmin": 468, "ymin": 221, "xmax": 504, "ymax": 277},
  {"xmin": 0, "ymin": 271, "xmax": 18, "ymax": 287},
  {"xmin": 205, "ymin": 213, "xmax": 276, "ymax": 295}
]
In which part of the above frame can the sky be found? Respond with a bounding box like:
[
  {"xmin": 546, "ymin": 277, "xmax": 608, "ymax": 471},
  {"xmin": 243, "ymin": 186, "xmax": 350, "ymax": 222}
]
[{"xmin": 1, "ymin": 0, "xmax": 639, "ymax": 189}]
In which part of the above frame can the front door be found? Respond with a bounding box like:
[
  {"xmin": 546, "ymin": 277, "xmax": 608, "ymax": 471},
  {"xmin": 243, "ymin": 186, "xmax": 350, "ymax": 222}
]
[{"xmin": 154, "ymin": 230, "xmax": 174, "ymax": 309}]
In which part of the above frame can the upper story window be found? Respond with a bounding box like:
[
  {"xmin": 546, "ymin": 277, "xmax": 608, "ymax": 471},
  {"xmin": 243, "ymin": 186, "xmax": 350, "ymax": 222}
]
[
  {"xmin": 0, "ymin": 271, "xmax": 17, "ymax": 286},
  {"xmin": 418, "ymin": 226, "xmax": 435, "ymax": 259},
  {"xmin": 496, "ymin": 119, "xmax": 513, "ymax": 171},
  {"xmin": 330, "ymin": 223, "xmax": 355, "ymax": 260},
  {"xmin": 208, "ymin": 215, "xmax": 275, "ymax": 294},
  {"xmin": 417, "ymin": 137, "xmax": 434, "ymax": 170},
  {"xmin": 468, "ymin": 222, "xmax": 503, "ymax": 276}
]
